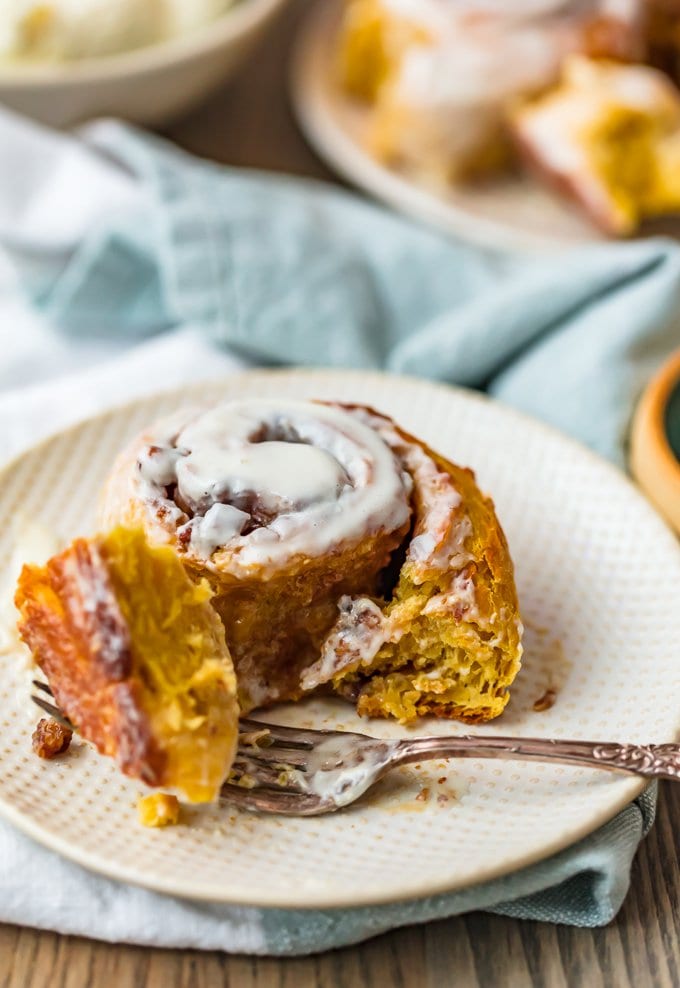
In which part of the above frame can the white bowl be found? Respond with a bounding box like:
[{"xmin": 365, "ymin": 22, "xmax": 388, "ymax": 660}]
[{"xmin": 0, "ymin": 0, "xmax": 287, "ymax": 128}]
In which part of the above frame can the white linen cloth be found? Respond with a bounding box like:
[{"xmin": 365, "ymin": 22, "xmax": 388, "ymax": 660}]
[{"xmin": 0, "ymin": 113, "xmax": 247, "ymax": 462}]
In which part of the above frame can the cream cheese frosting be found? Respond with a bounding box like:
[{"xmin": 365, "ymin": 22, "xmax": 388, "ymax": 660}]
[{"xmin": 134, "ymin": 399, "xmax": 414, "ymax": 573}]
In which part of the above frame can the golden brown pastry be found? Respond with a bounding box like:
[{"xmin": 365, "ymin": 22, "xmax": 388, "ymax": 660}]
[
  {"xmin": 99, "ymin": 399, "xmax": 523, "ymax": 724},
  {"xmin": 138, "ymin": 793, "xmax": 181, "ymax": 828},
  {"xmin": 300, "ymin": 408, "xmax": 523, "ymax": 723},
  {"xmin": 15, "ymin": 527, "xmax": 238, "ymax": 803},
  {"xmin": 338, "ymin": 0, "xmax": 645, "ymax": 185},
  {"xmin": 512, "ymin": 56, "xmax": 680, "ymax": 235}
]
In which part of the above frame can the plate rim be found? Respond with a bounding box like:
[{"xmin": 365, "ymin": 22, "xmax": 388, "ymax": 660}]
[{"xmin": 0, "ymin": 367, "xmax": 678, "ymax": 909}]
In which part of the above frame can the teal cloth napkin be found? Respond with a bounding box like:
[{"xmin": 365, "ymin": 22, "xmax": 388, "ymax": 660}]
[
  {"xmin": 4, "ymin": 119, "xmax": 680, "ymax": 953},
  {"xmin": 38, "ymin": 124, "xmax": 680, "ymax": 468}
]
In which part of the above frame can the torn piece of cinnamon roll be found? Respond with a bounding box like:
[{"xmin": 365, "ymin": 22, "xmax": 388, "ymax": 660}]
[
  {"xmin": 99, "ymin": 398, "xmax": 522, "ymax": 724},
  {"xmin": 15, "ymin": 527, "xmax": 239, "ymax": 803}
]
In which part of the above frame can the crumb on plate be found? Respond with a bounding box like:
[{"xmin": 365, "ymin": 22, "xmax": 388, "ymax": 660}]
[
  {"xmin": 533, "ymin": 688, "xmax": 558, "ymax": 712},
  {"xmin": 32, "ymin": 717, "xmax": 72, "ymax": 759},
  {"xmin": 239, "ymin": 727, "xmax": 273, "ymax": 748},
  {"xmin": 138, "ymin": 793, "xmax": 180, "ymax": 828}
]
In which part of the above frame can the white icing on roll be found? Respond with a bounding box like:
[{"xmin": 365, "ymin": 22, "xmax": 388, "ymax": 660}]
[
  {"xmin": 346, "ymin": 407, "xmax": 473, "ymax": 578},
  {"xmin": 134, "ymin": 400, "xmax": 413, "ymax": 573},
  {"xmin": 184, "ymin": 503, "xmax": 250, "ymax": 558},
  {"xmin": 299, "ymin": 408, "xmax": 479, "ymax": 690},
  {"xmin": 301, "ymin": 595, "xmax": 392, "ymax": 690},
  {"xmin": 176, "ymin": 436, "xmax": 350, "ymax": 515}
]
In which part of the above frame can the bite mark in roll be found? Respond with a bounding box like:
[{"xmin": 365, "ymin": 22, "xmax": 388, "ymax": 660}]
[{"xmin": 302, "ymin": 407, "xmax": 523, "ymax": 723}]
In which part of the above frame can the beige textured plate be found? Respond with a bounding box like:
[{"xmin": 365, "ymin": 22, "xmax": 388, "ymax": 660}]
[
  {"xmin": 1, "ymin": 369, "xmax": 679, "ymax": 909},
  {"xmin": 291, "ymin": 0, "xmax": 680, "ymax": 253}
]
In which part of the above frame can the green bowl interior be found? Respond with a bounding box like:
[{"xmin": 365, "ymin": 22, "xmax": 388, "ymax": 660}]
[{"xmin": 664, "ymin": 376, "xmax": 680, "ymax": 463}]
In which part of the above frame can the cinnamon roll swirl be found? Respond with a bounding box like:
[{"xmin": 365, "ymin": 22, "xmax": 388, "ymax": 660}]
[{"xmin": 99, "ymin": 399, "xmax": 523, "ymax": 724}]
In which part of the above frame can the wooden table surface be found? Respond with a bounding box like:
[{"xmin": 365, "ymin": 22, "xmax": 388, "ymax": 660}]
[{"xmin": 1, "ymin": 4, "xmax": 679, "ymax": 986}]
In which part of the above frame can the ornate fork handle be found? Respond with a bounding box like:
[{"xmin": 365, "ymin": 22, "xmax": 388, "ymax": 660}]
[{"xmin": 394, "ymin": 736, "xmax": 680, "ymax": 781}]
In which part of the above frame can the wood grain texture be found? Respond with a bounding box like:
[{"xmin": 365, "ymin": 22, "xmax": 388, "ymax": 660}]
[
  {"xmin": 1, "ymin": 3, "xmax": 678, "ymax": 985},
  {"xmin": 163, "ymin": 0, "xmax": 337, "ymax": 182}
]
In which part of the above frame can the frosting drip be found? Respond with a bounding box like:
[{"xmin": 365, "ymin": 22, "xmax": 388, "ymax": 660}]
[{"xmin": 346, "ymin": 406, "xmax": 472, "ymax": 579}]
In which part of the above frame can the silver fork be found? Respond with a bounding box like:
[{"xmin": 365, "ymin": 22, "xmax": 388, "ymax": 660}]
[
  {"xmin": 30, "ymin": 685, "xmax": 680, "ymax": 817},
  {"xmin": 225, "ymin": 718, "xmax": 680, "ymax": 816},
  {"xmin": 31, "ymin": 681, "xmax": 73, "ymax": 728}
]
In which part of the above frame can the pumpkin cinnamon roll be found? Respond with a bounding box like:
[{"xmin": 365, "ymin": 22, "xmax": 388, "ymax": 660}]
[{"xmin": 99, "ymin": 399, "xmax": 523, "ymax": 724}]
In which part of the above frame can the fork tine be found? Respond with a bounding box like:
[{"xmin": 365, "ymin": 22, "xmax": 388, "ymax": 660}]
[
  {"xmin": 221, "ymin": 783, "xmax": 324, "ymax": 816},
  {"xmin": 32, "ymin": 680, "xmax": 54, "ymax": 696},
  {"xmin": 31, "ymin": 694, "xmax": 74, "ymax": 731},
  {"xmin": 235, "ymin": 745, "xmax": 309, "ymax": 770},
  {"xmin": 230, "ymin": 758, "xmax": 305, "ymax": 790},
  {"xmin": 239, "ymin": 718, "xmax": 331, "ymax": 749}
]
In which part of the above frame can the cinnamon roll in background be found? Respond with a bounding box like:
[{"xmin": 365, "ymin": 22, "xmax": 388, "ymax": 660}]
[
  {"xmin": 339, "ymin": 0, "xmax": 646, "ymax": 185},
  {"xmin": 337, "ymin": 0, "xmax": 680, "ymax": 233},
  {"xmin": 511, "ymin": 56, "xmax": 680, "ymax": 234},
  {"xmin": 16, "ymin": 398, "xmax": 523, "ymax": 803}
]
